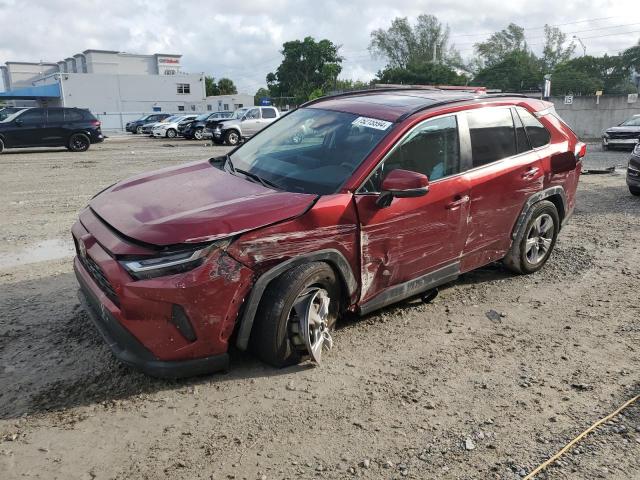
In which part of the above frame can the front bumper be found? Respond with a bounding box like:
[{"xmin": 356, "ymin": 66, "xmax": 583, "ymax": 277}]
[
  {"xmin": 72, "ymin": 211, "xmax": 254, "ymax": 377},
  {"xmin": 76, "ymin": 266, "xmax": 230, "ymax": 378},
  {"xmin": 152, "ymin": 130, "xmax": 166, "ymax": 137},
  {"xmin": 603, "ymin": 137, "xmax": 639, "ymax": 148}
]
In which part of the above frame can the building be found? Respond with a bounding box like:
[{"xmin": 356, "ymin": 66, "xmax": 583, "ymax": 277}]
[
  {"xmin": 205, "ymin": 94, "xmax": 254, "ymax": 112},
  {"xmin": 0, "ymin": 50, "xmax": 241, "ymax": 129}
]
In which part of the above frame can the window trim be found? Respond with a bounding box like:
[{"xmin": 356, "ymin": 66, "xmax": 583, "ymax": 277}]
[
  {"xmin": 355, "ymin": 112, "xmax": 468, "ymax": 195},
  {"xmin": 515, "ymin": 106, "xmax": 552, "ymax": 150}
]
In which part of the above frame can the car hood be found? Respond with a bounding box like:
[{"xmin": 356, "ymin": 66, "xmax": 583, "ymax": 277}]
[
  {"xmin": 90, "ymin": 160, "xmax": 317, "ymax": 246},
  {"xmin": 218, "ymin": 119, "xmax": 241, "ymax": 128},
  {"xmin": 606, "ymin": 126, "xmax": 640, "ymax": 133}
]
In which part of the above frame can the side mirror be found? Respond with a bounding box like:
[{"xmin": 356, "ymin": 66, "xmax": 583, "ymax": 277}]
[{"xmin": 376, "ymin": 169, "xmax": 429, "ymax": 208}]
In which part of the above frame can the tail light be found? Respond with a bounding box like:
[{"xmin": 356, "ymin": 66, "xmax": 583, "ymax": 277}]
[{"xmin": 575, "ymin": 142, "xmax": 587, "ymax": 159}]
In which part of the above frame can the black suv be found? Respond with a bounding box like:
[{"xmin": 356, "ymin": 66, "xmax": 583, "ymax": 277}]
[
  {"xmin": 627, "ymin": 143, "xmax": 640, "ymax": 196},
  {"xmin": 126, "ymin": 113, "xmax": 171, "ymax": 134},
  {"xmin": 0, "ymin": 107, "xmax": 104, "ymax": 153},
  {"xmin": 180, "ymin": 111, "xmax": 233, "ymax": 140}
]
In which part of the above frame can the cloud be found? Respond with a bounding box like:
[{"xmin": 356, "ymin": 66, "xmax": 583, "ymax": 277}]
[{"xmin": 0, "ymin": 0, "xmax": 638, "ymax": 93}]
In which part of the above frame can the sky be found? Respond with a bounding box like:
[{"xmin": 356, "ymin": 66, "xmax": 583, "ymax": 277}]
[{"xmin": 1, "ymin": 0, "xmax": 639, "ymax": 93}]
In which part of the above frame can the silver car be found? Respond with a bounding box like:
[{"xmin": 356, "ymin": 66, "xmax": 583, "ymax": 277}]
[{"xmin": 213, "ymin": 106, "xmax": 280, "ymax": 145}]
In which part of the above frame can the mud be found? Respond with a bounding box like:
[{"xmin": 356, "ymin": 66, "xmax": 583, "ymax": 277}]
[{"xmin": 0, "ymin": 137, "xmax": 638, "ymax": 479}]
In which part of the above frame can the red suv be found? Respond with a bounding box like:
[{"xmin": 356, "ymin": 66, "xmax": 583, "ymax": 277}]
[{"xmin": 73, "ymin": 88, "xmax": 585, "ymax": 377}]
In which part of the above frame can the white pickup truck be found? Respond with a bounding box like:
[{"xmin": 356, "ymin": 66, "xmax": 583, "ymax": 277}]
[{"xmin": 212, "ymin": 106, "xmax": 280, "ymax": 146}]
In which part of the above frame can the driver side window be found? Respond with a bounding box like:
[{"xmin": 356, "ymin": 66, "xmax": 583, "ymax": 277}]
[
  {"xmin": 361, "ymin": 115, "xmax": 461, "ymax": 193},
  {"xmin": 245, "ymin": 108, "xmax": 260, "ymax": 120}
]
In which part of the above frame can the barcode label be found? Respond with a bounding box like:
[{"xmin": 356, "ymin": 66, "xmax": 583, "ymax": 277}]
[{"xmin": 352, "ymin": 116, "xmax": 393, "ymax": 131}]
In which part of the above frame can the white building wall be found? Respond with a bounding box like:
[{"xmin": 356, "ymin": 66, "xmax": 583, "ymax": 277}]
[{"xmin": 205, "ymin": 94, "xmax": 254, "ymax": 112}]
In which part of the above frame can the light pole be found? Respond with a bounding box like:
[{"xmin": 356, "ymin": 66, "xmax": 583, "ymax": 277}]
[{"xmin": 573, "ymin": 36, "xmax": 586, "ymax": 57}]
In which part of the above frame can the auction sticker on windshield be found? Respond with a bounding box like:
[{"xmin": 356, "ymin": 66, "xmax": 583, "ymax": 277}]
[{"xmin": 352, "ymin": 116, "xmax": 393, "ymax": 131}]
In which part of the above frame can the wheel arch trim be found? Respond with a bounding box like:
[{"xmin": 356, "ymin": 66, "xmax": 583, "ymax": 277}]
[
  {"xmin": 512, "ymin": 186, "xmax": 567, "ymax": 240},
  {"xmin": 234, "ymin": 249, "xmax": 358, "ymax": 351}
]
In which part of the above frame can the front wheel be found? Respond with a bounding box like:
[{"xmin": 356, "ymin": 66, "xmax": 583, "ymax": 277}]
[
  {"xmin": 0, "ymin": 137, "xmax": 4, "ymax": 154},
  {"xmin": 630, "ymin": 185, "xmax": 640, "ymax": 196},
  {"xmin": 224, "ymin": 130, "xmax": 240, "ymax": 146},
  {"xmin": 67, "ymin": 133, "xmax": 91, "ymax": 152},
  {"xmin": 193, "ymin": 128, "xmax": 204, "ymax": 140},
  {"xmin": 503, "ymin": 200, "xmax": 559, "ymax": 274},
  {"xmin": 136, "ymin": 126, "xmax": 143, "ymax": 134},
  {"xmin": 250, "ymin": 262, "xmax": 341, "ymax": 367},
  {"xmin": 166, "ymin": 128, "xmax": 177, "ymax": 138}
]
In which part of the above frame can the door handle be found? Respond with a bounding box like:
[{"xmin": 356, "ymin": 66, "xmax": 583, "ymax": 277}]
[
  {"xmin": 521, "ymin": 166, "xmax": 540, "ymax": 179},
  {"xmin": 446, "ymin": 195, "xmax": 470, "ymax": 209}
]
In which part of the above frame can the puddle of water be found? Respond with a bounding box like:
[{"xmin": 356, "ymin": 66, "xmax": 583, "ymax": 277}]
[{"xmin": 0, "ymin": 239, "xmax": 75, "ymax": 269}]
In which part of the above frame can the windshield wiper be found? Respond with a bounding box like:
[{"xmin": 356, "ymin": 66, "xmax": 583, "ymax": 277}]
[{"xmin": 235, "ymin": 168, "xmax": 281, "ymax": 190}]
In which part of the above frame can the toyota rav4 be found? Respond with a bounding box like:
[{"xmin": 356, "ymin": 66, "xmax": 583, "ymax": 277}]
[{"xmin": 73, "ymin": 88, "xmax": 585, "ymax": 378}]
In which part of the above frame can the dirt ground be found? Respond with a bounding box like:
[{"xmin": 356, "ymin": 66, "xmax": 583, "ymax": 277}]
[{"xmin": 0, "ymin": 136, "xmax": 638, "ymax": 480}]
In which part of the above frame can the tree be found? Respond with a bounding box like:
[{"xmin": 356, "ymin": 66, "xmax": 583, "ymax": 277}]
[
  {"xmin": 205, "ymin": 76, "xmax": 220, "ymax": 96},
  {"xmin": 376, "ymin": 60, "xmax": 468, "ymax": 86},
  {"xmin": 369, "ymin": 15, "xmax": 460, "ymax": 69},
  {"xmin": 254, "ymin": 87, "xmax": 270, "ymax": 105},
  {"xmin": 475, "ymin": 23, "xmax": 527, "ymax": 68},
  {"xmin": 217, "ymin": 78, "xmax": 237, "ymax": 95},
  {"xmin": 266, "ymin": 36, "xmax": 343, "ymax": 104},
  {"xmin": 472, "ymin": 50, "xmax": 541, "ymax": 92},
  {"xmin": 541, "ymin": 25, "xmax": 575, "ymax": 72},
  {"xmin": 550, "ymin": 55, "xmax": 637, "ymax": 95},
  {"xmin": 333, "ymin": 79, "xmax": 372, "ymax": 92}
]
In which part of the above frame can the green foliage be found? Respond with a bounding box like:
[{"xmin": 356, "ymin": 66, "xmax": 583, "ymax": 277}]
[
  {"xmin": 205, "ymin": 76, "xmax": 220, "ymax": 96},
  {"xmin": 369, "ymin": 15, "xmax": 460, "ymax": 68},
  {"xmin": 376, "ymin": 60, "xmax": 468, "ymax": 86},
  {"xmin": 475, "ymin": 23, "xmax": 527, "ymax": 68},
  {"xmin": 217, "ymin": 78, "xmax": 237, "ymax": 95},
  {"xmin": 267, "ymin": 36, "xmax": 343, "ymax": 104},
  {"xmin": 205, "ymin": 76, "xmax": 237, "ymax": 96},
  {"xmin": 254, "ymin": 87, "xmax": 270, "ymax": 105},
  {"xmin": 333, "ymin": 79, "xmax": 372, "ymax": 91},
  {"xmin": 308, "ymin": 88, "xmax": 324, "ymax": 100},
  {"xmin": 551, "ymin": 55, "xmax": 637, "ymax": 95},
  {"xmin": 541, "ymin": 25, "xmax": 575, "ymax": 72},
  {"xmin": 472, "ymin": 50, "xmax": 541, "ymax": 92}
]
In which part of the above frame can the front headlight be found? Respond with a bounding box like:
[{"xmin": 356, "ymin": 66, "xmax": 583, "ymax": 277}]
[
  {"xmin": 634, "ymin": 142, "xmax": 640, "ymax": 155},
  {"xmin": 120, "ymin": 239, "xmax": 230, "ymax": 280},
  {"xmin": 603, "ymin": 132, "xmax": 610, "ymax": 138}
]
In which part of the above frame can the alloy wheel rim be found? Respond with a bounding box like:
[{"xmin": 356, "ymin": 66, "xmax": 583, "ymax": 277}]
[
  {"xmin": 289, "ymin": 287, "xmax": 332, "ymax": 363},
  {"xmin": 73, "ymin": 136, "xmax": 87, "ymax": 150},
  {"xmin": 229, "ymin": 132, "xmax": 238, "ymax": 144},
  {"xmin": 525, "ymin": 213, "xmax": 554, "ymax": 264},
  {"xmin": 194, "ymin": 129, "xmax": 203, "ymax": 140}
]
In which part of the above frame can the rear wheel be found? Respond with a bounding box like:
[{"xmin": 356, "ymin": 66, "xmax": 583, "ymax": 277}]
[
  {"xmin": 166, "ymin": 128, "xmax": 177, "ymax": 138},
  {"xmin": 503, "ymin": 200, "xmax": 559, "ymax": 274},
  {"xmin": 0, "ymin": 138, "xmax": 4, "ymax": 154},
  {"xmin": 193, "ymin": 128, "xmax": 204, "ymax": 140},
  {"xmin": 630, "ymin": 185, "xmax": 640, "ymax": 196},
  {"xmin": 224, "ymin": 130, "xmax": 240, "ymax": 146},
  {"xmin": 67, "ymin": 133, "xmax": 91, "ymax": 152},
  {"xmin": 250, "ymin": 262, "xmax": 341, "ymax": 367}
]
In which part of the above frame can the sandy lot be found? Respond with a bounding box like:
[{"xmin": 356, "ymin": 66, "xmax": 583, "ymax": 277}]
[{"xmin": 0, "ymin": 136, "xmax": 638, "ymax": 480}]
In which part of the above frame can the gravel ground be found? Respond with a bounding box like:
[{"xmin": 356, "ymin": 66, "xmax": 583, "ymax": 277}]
[{"xmin": 0, "ymin": 137, "xmax": 638, "ymax": 479}]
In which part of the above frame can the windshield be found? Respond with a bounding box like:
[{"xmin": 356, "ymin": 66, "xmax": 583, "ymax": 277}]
[
  {"xmin": 232, "ymin": 108, "xmax": 248, "ymax": 119},
  {"xmin": 0, "ymin": 109, "xmax": 27, "ymax": 123},
  {"xmin": 195, "ymin": 113, "xmax": 210, "ymax": 121},
  {"xmin": 620, "ymin": 116, "xmax": 640, "ymax": 127},
  {"xmin": 162, "ymin": 115, "xmax": 181, "ymax": 123},
  {"xmin": 228, "ymin": 107, "xmax": 393, "ymax": 195}
]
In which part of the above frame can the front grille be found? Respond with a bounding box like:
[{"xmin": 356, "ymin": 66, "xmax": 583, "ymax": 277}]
[
  {"xmin": 608, "ymin": 131, "xmax": 639, "ymax": 140},
  {"xmin": 74, "ymin": 236, "xmax": 120, "ymax": 307}
]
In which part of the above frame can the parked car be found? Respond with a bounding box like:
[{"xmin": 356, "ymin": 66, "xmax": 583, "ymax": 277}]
[
  {"xmin": 180, "ymin": 111, "xmax": 233, "ymax": 140},
  {"xmin": 73, "ymin": 88, "xmax": 584, "ymax": 377},
  {"xmin": 126, "ymin": 113, "xmax": 171, "ymax": 134},
  {"xmin": 152, "ymin": 115, "xmax": 197, "ymax": 138},
  {"xmin": 0, "ymin": 106, "xmax": 24, "ymax": 121},
  {"xmin": 140, "ymin": 114, "xmax": 182, "ymax": 135},
  {"xmin": 0, "ymin": 107, "xmax": 103, "ymax": 153},
  {"xmin": 213, "ymin": 106, "xmax": 280, "ymax": 145},
  {"xmin": 602, "ymin": 114, "xmax": 640, "ymax": 150},
  {"xmin": 205, "ymin": 108, "xmax": 248, "ymax": 144},
  {"xmin": 627, "ymin": 143, "xmax": 640, "ymax": 195}
]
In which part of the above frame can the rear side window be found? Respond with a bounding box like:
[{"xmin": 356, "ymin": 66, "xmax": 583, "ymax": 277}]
[
  {"xmin": 18, "ymin": 109, "xmax": 44, "ymax": 124},
  {"xmin": 47, "ymin": 108, "xmax": 64, "ymax": 123},
  {"xmin": 64, "ymin": 109, "xmax": 84, "ymax": 122},
  {"xmin": 262, "ymin": 108, "xmax": 277, "ymax": 119},
  {"xmin": 467, "ymin": 108, "xmax": 517, "ymax": 167},
  {"xmin": 517, "ymin": 107, "xmax": 551, "ymax": 148},
  {"xmin": 512, "ymin": 108, "xmax": 531, "ymax": 153}
]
